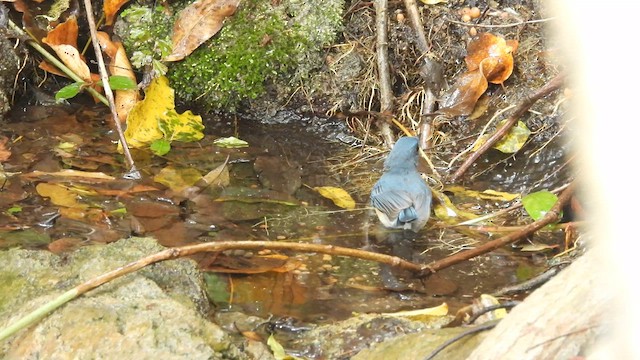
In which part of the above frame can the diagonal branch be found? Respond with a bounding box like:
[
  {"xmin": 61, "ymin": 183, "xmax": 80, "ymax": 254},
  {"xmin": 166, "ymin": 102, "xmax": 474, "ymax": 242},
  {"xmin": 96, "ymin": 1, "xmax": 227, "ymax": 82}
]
[
  {"xmin": 422, "ymin": 181, "xmax": 575, "ymax": 275},
  {"xmin": 449, "ymin": 73, "xmax": 566, "ymax": 183}
]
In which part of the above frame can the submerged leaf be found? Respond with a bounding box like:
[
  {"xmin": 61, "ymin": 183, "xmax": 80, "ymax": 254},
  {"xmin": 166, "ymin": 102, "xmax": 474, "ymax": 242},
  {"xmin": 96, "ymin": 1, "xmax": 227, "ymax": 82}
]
[
  {"xmin": 36, "ymin": 183, "xmax": 87, "ymax": 209},
  {"xmin": 214, "ymin": 136, "xmax": 249, "ymax": 148},
  {"xmin": 493, "ymin": 120, "xmax": 531, "ymax": 153},
  {"xmin": 314, "ymin": 186, "xmax": 356, "ymax": 209},
  {"xmin": 153, "ymin": 166, "xmax": 202, "ymax": 192}
]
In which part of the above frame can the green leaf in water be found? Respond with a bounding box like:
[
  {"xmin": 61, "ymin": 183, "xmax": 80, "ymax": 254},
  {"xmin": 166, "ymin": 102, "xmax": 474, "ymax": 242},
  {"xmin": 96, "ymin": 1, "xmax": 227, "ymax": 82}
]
[
  {"xmin": 55, "ymin": 82, "xmax": 83, "ymax": 101},
  {"xmin": 150, "ymin": 139, "xmax": 171, "ymax": 156},
  {"xmin": 214, "ymin": 136, "xmax": 249, "ymax": 148},
  {"xmin": 203, "ymin": 273, "xmax": 230, "ymax": 305},
  {"xmin": 6, "ymin": 205, "xmax": 22, "ymax": 215},
  {"xmin": 522, "ymin": 190, "xmax": 560, "ymax": 221}
]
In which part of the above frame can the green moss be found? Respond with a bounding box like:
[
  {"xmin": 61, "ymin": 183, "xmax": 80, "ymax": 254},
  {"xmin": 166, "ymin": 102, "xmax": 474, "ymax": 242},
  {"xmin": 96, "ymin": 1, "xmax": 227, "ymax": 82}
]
[
  {"xmin": 117, "ymin": 0, "xmax": 344, "ymax": 111},
  {"xmin": 169, "ymin": 0, "xmax": 305, "ymax": 110}
]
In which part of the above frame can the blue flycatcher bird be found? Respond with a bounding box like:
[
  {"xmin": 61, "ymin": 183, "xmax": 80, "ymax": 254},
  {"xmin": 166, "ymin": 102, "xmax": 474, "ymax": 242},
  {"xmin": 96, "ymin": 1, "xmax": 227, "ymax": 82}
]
[{"xmin": 370, "ymin": 136, "xmax": 432, "ymax": 233}]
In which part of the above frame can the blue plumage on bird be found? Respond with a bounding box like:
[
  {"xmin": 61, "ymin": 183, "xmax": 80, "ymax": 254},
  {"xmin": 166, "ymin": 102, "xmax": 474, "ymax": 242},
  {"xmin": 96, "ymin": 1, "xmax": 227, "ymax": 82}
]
[{"xmin": 370, "ymin": 136, "xmax": 432, "ymax": 233}]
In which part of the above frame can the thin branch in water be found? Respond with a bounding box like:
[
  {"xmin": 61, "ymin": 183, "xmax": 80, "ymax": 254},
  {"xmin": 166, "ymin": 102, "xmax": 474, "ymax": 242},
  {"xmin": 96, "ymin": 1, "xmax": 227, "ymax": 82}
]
[
  {"xmin": 81, "ymin": 0, "xmax": 139, "ymax": 179},
  {"xmin": 423, "ymin": 181, "xmax": 575, "ymax": 275},
  {"xmin": 449, "ymin": 73, "xmax": 566, "ymax": 183}
]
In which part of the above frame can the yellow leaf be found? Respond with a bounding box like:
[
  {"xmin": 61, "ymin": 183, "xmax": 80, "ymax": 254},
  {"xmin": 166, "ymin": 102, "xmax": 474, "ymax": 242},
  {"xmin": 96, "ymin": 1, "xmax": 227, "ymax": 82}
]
[
  {"xmin": 444, "ymin": 185, "xmax": 520, "ymax": 202},
  {"xmin": 479, "ymin": 294, "xmax": 507, "ymax": 319},
  {"xmin": 493, "ymin": 120, "xmax": 531, "ymax": 153},
  {"xmin": 432, "ymin": 189, "xmax": 479, "ymax": 223},
  {"xmin": 380, "ymin": 302, "xmax": 449, "ymax": 320},
  {"xmin": 419, "ymin": 0, "xmax": 447, "ymax": 4},
  {"xmin": 314, "ymin": 186, "xmax": 356, "ymax": 209},
  {"xmin": 123, "ymin": 76, "xmax": 203, "ymax": 149},
  {"xmin": 36, "ymin": 183, "xmax": 87, "ymax": 209},
  {"xmin": 267, "ymin": 334, "xmax": 301, "ymax": 360}
]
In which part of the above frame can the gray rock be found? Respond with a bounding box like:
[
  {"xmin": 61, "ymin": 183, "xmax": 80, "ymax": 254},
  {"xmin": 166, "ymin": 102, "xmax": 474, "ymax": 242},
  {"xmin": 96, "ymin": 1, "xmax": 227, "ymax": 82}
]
[{"xmin": 0, "ymin": 237, "xmax": 255, "ymax": 359}]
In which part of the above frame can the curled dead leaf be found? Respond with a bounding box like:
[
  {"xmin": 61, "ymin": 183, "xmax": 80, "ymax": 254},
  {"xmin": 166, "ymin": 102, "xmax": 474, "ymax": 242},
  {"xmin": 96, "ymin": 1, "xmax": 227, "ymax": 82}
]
[{"xmin": 465, "ymin": 33, "xmax": 518, "ymax": 84}]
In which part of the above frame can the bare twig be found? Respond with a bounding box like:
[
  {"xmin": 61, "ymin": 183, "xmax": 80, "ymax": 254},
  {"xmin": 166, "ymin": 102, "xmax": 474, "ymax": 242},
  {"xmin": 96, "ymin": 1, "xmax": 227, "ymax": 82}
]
[
  {"xmin": 82, "ymin": 0, "xmax": 140, "ymax": 179},
  {"xmin": 0, "ymin": 240, "xmax": 427, "ymax": 341},
  {"xmin": 422, "ymin": 181, "xmax": 575, "ymax": 275},
  {"xmin": 445, "ymin": 17, "xmax": 555, "ymax": 28},
  {"xmin": 7, "ymin": 20, "xmax": 108, "ymax": 105},
  {"xmin": 449, "ymin": 73, "xmax": 566, "ymax": 183},
  {"xmin": 374, "ymin": 0, "xmax": 395, "ymax": 147}
]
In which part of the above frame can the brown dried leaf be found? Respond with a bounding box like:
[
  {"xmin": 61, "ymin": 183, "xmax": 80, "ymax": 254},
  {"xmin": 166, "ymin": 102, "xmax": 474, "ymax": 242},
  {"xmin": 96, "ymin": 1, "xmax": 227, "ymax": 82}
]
[
  {"xmin": 42, "ymin": 17, "xmax": 92, "ymax": 82},
  {"xmin": 164, "ymin": 0, "xmax": 240, "ymax": 62},
  {"xmin": 438, "ymin": 68, "xmax": 488, "ymax": 116},
  {"xmin": 104, "ymin": 0, "xmax": 131, "ymax": 26}
]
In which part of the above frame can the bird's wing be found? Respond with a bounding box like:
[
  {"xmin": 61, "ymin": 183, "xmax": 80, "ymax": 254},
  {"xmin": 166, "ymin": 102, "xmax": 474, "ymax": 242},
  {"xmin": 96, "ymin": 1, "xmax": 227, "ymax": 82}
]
[{"xmin": 370, "ymin": 183, "xmax": 417, "ymax": 223}]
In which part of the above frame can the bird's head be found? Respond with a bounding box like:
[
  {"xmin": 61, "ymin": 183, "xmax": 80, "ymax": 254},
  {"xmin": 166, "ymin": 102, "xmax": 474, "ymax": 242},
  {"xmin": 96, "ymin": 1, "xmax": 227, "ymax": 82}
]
[{"xmin": 383, "ymin": 136, "xmax": 420, "ymax": 171}]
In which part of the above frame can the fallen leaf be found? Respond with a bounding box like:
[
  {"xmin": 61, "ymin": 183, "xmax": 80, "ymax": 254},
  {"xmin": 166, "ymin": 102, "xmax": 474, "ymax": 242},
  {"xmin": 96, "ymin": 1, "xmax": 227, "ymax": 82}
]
[
  {"xmin": 380, "ymin": 302, "xmax": 449, "ymax": 320},
  {"xmin": 520, "ymin": 243, "xmax": 559, "ymax": 252},
  {"xmin": 36, "ymin": 182, "xmax": 87, "ymax": 209},
  {"xmin": 438, "ymin": 68, "xmax": 487, "ymax": 117},
  {"xmin": 444, "ymin": 185, "xmax": 520, "ymax": 201},
  {"xmin": 267, "ymin": 333, "xmax": 302, "ymax": 360},
  {"xmin": 96, "ymin": 32, "xmax": 140, "ymax": 123},
  {"xmin": 314, "ymin": 186, "xmax": 356, "ymax": 209},
  {"xmin": 123, "ymin": 75, "xmax": 204, "ymax": 149},
  {"xmin": 465, "ymin": 33, "xmax": 518, "ymax": 84},
  {"xmin": 214, "ymin": 136, "xmax": 249, "ymax": 148},
  {"xmin": 522, "ymin": 190, "xmax": 560, "ymax": 221},
  {"xmin": 104, "ymin": 0, "xmax": 131, "ymax": 25},
  {"xmin": 42, "ymin": 17, "xmax": 92, "ymax": 83},
  {"xmin": 492, "ymin": 120, "xmax": 531, "ymax": 153},
  {"xmin": 432, "ymin": 189, "xmax": 479, "ymax": 223},
  {"xmin": 439, "ymin": 33, "xmax": 518, "ymax": 116},
  {"xmin": 164, "ymin": 0, "xmax": 240, "ymax": 62},
  {"xmin": 199, "ymin": 158, "xmax": 230, "ymax": 188},
  {"xmin": 153, "ymin": 166, "xmax": 203, "ymax": 193}
]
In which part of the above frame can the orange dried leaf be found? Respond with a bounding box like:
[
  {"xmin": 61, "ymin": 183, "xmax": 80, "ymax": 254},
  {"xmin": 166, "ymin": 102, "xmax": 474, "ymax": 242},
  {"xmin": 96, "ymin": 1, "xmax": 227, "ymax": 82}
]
[
  {"xmin": 42, "ymin": 17, "xmax": 92, "ymax": 82},
  {"xmin": 438, "ymin": 69, "xmax": 488, "ymax": 117},
  {"xmin": 104, "ymin": 0, "xmax": 131, "ymax": 25},
  {"xmin": 465, "ymin": 33, "xmax": 518, "ymax": 84},
  {"xmin": 164, "ymin": 0, "xmax": 240, "ymax": 62}
]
